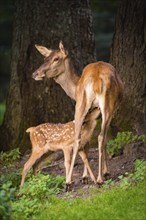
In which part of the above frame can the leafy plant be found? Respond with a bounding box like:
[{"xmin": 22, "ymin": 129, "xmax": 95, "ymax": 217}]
[
  {"xmin": 0, "ymin": 171, "xmax": 21, "ymax": 188},
  {"xmin": 102, "ymin": 178, "xmax": 115, "ymax": 190},
  {"xmin": 12, "ymin": 174, "xmax": 65, "ymax": 219},
  {"xmin": 102, "ymin": 159, "xmax": 146, "ymax": 190},
  {"xmin": 107, "ymin": 132, "xmax": 146, "ymax": 157},
  {"xmin": 134, "ymin": 159, "xmax": 146, "ymax": 181},
  {"xmin": 0, "ymin": 181, "xmax": 16, "ymax": 220},
  {"xmin": 0, "ymin": 148, "xmax": 21, "ymax": 165},
  {"xmin": 119, "ymin": 160, "xmax": 146, "ymax": 189}
]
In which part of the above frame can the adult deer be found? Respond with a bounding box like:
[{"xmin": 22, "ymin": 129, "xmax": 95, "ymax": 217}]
[
  {"xmin": 32, "ymin": 41, "xmax": 123, "ymax": 188},
  {"xmin": 20, "ymin": 109, "xmax": 98, "ymax": 187}
]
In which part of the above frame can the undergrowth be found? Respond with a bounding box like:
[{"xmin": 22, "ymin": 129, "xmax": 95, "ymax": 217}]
[
  {"xmin": 0, "ymin": 148, "xmax": 21, "ymax": 166},
  {"xmin": 107, "ymin": 131, "xmax": 146, "ymax": 156},
  {"xmin": 0, "ymin": 173, "xmax": 65, "ymax": 220},
  {"xmin": 12, "ymin": 174, "xmax": 65, "ymax": 219},
  {"xmin": 34, "ymin": 159, "xmax": 146, "ymax": 220},
  {"xmin": 0, "ymin": 147, "xmax": 65, "ymax": 219},
  {"xmin": 0, "ymin": 132, "xmax": 146, "ymax": 220},
  {"xmin": 102, "ymin": 159, "xmax": 146, "ymax": 189},
  {"xmin": 0, "ymin": 159, "xmax": 145, "ymax": 220}
]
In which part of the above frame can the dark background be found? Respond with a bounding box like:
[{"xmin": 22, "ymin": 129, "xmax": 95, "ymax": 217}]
[{"xmin": 0, "ymin": 0, "xmax": 118, "ymax": 103}]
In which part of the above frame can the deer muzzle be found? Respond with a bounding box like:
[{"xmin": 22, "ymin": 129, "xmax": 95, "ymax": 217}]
[{"xmin": 32, "ymin": 71, "xmax": 45, "ymax": 81}]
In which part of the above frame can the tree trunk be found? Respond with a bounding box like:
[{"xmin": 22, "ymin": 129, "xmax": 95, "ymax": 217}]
[
  {"xmin": 110, "ymin": 0, "xmax": 146, "ymax": 134},
  {"xmin": 0, "ymin": 0, "xmax": 96, "ymax": 152}
]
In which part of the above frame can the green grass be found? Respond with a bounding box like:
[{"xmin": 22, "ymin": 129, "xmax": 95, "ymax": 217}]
[
  {"xmin": 33, "ymin": 181, "xmax": 146, "ymax": 220},
  {"xmin": 0, "ymin": 147, "xmax": 145, "ymax": 220}
]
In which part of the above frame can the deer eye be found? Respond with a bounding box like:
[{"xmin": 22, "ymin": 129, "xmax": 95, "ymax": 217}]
[{"xmin": 53, "ymin": 57, "xmax": 59, "ymax": 62}]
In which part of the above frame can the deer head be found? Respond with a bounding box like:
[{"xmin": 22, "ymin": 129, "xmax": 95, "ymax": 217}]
[{"xmin": 32, "ymin": 41, "xmax": 68, "ymax": 80}]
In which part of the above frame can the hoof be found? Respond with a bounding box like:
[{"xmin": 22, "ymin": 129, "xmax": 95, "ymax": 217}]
[
  {"xmin": 65, "ymin": 183, "xmax": 72, "ymax": 192},
  {"xmin": 97, "ymin": 177, "xmax": 104, "ymax": 186},
  {"xmin": 97, "ymin": 182, "xmax": 104, "ymax": 188},
  {"xmin": 93, "ymin": 179, "xmax": 97, "ymax": 184},
  {"xmin": 82, "ymin": 176, "xmax": 88, "ymax": 184},
  {"xmin": 103, "ymin": 172, "xmax": 111, "ymax": 180}
]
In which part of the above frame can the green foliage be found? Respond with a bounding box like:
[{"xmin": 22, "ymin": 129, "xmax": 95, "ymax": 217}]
[
  {"xmin": 0, "ymin": 171, "xmax": 65, "ymax": 220},
  {"xmin": 102, "ymin": 178, "xmax": 116, "ymax": 190},
  {"xmin": 12, "ymin": 174, "xmax": 65, "ymax": 219},
  {"xmin": 107, "ymin": 132, "xmax": 146, "ymax": 157},
  {"xmin": 34, "ymin": 181, "xmax": 146, "ymax": 220},
  {"xmin": 0, "ymin": 148, "xmax": 21, "ymax": 165},
  {"xmin": 0, "ymin": 158, "xmax": 145, "ymax": 220},
  {"xmin": 19, "ymin": 174, "xmax": 65, "ymax": 198},
  {"xmin": 0, "ymin": 171, "xmax": 21, "ymax": 188},
  {"xmin": 102, "ymin": 159, "xmax": 146, "ymax": 190},
  {"xmin": 0, "ymin": 181, "xmax": 15, "ymax": 220},
  {"xmin": 30, "ymin": 160, "xmax": 146, "ymax": 220},
  {"xmin": 118, "ymin": 160, "xmax": 146, "ymax": 189},
  {"xmin": 0, "ymin": 171, "xmax": 22, "ymax": 220},
  {"xmin": 0, "ymin": 147, "xmax": 145, "ymax": 220}
]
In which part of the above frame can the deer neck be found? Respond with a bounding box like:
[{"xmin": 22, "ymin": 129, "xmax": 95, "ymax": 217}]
[{"xmin": 54, "ymin": 58, "xmax": 80, "ymax": 100}]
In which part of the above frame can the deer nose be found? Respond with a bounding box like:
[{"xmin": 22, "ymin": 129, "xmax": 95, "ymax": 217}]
[{"xmin": 32, "ymin": 71, "xmax": 38, "ymax": 79}]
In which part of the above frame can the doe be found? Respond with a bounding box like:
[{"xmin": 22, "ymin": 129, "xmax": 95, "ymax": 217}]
[{"xmin": 32, "ymin": 41, "xmax": 123, "ymax": 188}]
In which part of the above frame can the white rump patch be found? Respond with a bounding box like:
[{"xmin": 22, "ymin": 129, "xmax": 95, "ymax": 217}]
[
  {"xmin": 85, "ymin": 78, "xmax": 94, "ymax": 98},
  {"xmin": 95, "ymin": 94, "xmax": 105, "ymax": 113}
]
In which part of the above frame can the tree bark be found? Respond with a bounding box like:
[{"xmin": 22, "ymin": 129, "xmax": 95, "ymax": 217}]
[
  {"xmin": 110, "ymin": 0, "xmax": 146, "ymax": 134},
  {"xmin": 0, "ymin": 0, "xmax": 96, "ymax": 152}
]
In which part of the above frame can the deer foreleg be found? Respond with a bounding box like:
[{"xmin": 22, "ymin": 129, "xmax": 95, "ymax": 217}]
[
  {"xmin": 63, "ymin": 149, "xmax": 72, "ymax": 178},
  {"xmin": 66, "ymin": 91, "xmax": 91, "ymax": 186},
  {"xmin": 79, "ymin": 150, "xmax": 96, "ymax": 183}
]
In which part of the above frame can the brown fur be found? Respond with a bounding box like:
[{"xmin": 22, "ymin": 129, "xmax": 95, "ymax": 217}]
[
  {"xmin": 32, "ymin": 42, "xmax": 124, "ymax": 186},
  {"xmin": 20, "ymin": 109, "xmax": 99, "ymax": 186}
]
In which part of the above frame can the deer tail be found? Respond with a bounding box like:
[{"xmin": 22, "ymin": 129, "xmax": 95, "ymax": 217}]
[{"xmin": 26, "ymin": 127, "xmax": 35, "ymax": 133}]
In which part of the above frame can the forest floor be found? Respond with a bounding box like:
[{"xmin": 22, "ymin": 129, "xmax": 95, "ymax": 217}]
[
  {"xmin": 1, "ymin": 131, "xmax": 146, "ymax": 220},
  {"xmin": 0, "ymin": 131, "xmax": 146, "ymax": 198},
  {"xmin": 43, "ymin": 139, "xmax": 146, "ymax": 197}
]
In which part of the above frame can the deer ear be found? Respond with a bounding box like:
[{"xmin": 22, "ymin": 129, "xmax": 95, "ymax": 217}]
[
  {"xmin": 59, "ymin": 41, "xmax": 68, "ymax": 56},
  {"xmin": 35, "ymin": 45, "xmax": 53, "ymax": 57}
]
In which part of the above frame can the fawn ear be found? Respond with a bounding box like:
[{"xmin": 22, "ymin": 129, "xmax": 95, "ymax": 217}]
[
  {"xmin": 35, "ymin": 45, "xmax": 53, "ymax": 57},
  {"xmin": 59, "ymin": 41, "xmax": 68, "ymax": 56}
]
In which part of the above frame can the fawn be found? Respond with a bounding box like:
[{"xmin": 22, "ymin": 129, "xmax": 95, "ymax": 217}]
[{"xmin": 20, "ymin": 108, "xmax": 99, "ymax": 187}]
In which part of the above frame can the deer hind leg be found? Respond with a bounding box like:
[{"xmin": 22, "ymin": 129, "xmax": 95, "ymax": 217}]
[
  {"xmin": 66, "ymin": 91, "xmax": 92, "ymax": 186},
  {"xmin": 33, "ymin": 151, "xmax": 52, "ymax": 175},
  {"xmin": 20, "ymin": 150, "xmax": 45, "ymax": 187},
  {"xmin": 79, "ymin": 150, "xmax": 96, "ymax": 184},
  {"xmin": 102, "ymin": 103, "xmax": 115, "ymax": 178},
  {"xmin": 97, "ymin": 106, "xmax": 113, "ymax": 184},
  {"xmin": 81, "ymin": 144, "xmax": 89, "ymax": 184},
  {"xmin": 102, "ymin": 120, "xmax": 111, "ymax": 177}
]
